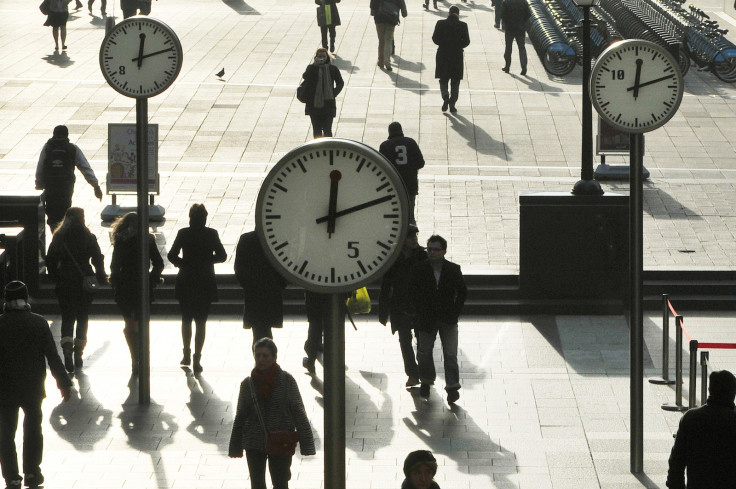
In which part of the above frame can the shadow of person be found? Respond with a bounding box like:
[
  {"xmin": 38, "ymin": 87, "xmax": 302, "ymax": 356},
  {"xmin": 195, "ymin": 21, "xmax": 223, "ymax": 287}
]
[
  {"xmin": 89, "ymin": 14, "xmax": 107, "ymax": 27},
  {"xmin": 119, "ymin": 379, "xmax": 178, "ymax": 489},
  {"xmin": 222, "ymin": 0, "xmax": 259, "ymax": 15},
  {"xmin": 42, "ymin": 51, "xmax": 75, "ymax": 68},
  {"xmin": 466, "ymin": 0, "xmax": 492, "ymax": 11},
  {"xmin": 49, "ymin": 372, "xmax": 113, "ymax": 451},
  {"xmin": 446, "ymin": 112, "xmax": 509, "ymax": 158},
  {"xmin": 382, "ymin": 69, "xmax": 430, "ymax": 92},
  {"xmin": 332, "ymin": 55, "xmax": 358, "ymax": 75},
  {"xmin": 184, "ymin": 371, "xmax": 233, "ymax": 453},
  {"xmin": 345, "ymin": 370, "xmax": 392, "ymax": 459},
  {"xmin": 391, "ymin": 56, "xmax": 425, "ymax": 74}
]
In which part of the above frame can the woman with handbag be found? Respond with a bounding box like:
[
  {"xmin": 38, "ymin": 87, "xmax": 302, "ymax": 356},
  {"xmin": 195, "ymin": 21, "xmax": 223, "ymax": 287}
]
[
  {"xmin": 229, "ymin": 338, "xmax": 316, "ymax": 489},
  {"xmin": 315, "ymin": 0, "xmax": 341, "ymax": 53},
  {"xmin": 167, "ymin": 204, "xmax": 227, "ymax": 373},
  {"xmin": 301, "ymin": 47, "xmax": 344, "ymax": 138},
  {"xmin": 46, "ymin": 207, "xmax": 107, "ymax": 373},
  {"xmin": 110, "ymin": 212, "xmax": 164, "ymax": 376}
]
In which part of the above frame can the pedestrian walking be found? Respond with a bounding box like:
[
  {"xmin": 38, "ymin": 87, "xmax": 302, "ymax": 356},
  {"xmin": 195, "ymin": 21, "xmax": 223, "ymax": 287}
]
[
  {"xmin": 379, "ymin": 122, "xmax": 425, "ymax": 225},
  {"xmin": 370, "ymin": 0, "xmax": 407, "ymax": 71},
  {"xmin": 229, "ymin": 338, "xmax": 316, "ymax": 489},
  {"xmin": 87, "ymin": 0, "xmax": 106, "ymax": 16},
  {"xmin": 667, "ymin": 369, "xmax": 736, "ymax": 489},
  {"xmin": 0, "ymin": 281, "xmax": 72, "ymax": 489},
  {"xmin": 432, "ymin": 5, "xmax": 470, "ymax": 113},
  {"xmin": 45, "ymin": 207, "xmax": 107, "ymax": 374},
  {"xmin": 109, "ymin": 212, "xmax": 164, "ymax": 376},
  {"xmin": 302, "ymin": 291, "xmax": 330, "ymax": 373},
  {"xmin": 500, "ymin": 0, "xmax": 530, "ymax": 75},
  {"xmin": 409, "ymin": 235, "xmax": 467, "ymax": 404},
  {"xmin": 492, "ymin": 0, "xmax": 502, "ymax": 27},
  {"xmin": 121, "ymin": 0, "xmax": 150, "ymax": 18},
  {"xmin": 43, "ymin": 0, "xmax": 71, "ymax": 52},
  {"xmin": 379, "ymin": 225, "xmax": 427, "ymax": 388},
  {"xmin": 234, "ymin": 230, "xmax": 287, "ymax": 346},
  {"xmin": 167, "ymin": 204, "xmax": 227, "ymax": 373},
  {"xmin": 316, "ymin": 0, "xmax": 341, "ymax": 53},
  {"xmin": 35, "ymin": 125, "xmax": 102, "ymax": 233},
  {"xmin": 300, "ymin": 48, "xmax": 344, "ymax": 138},
  {"xmin": 402, "ymin": 450, "xmax": 441, "ymax": 489}
]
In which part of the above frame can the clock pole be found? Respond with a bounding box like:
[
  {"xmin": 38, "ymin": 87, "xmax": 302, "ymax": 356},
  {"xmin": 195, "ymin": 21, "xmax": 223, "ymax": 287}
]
[
  {"xmin": 136, "ymin": 97, "xmax": 151, "ymax": 405},
  {"xmin": 324, "ymin": 294, "xmax": 346, "ymax": 489}
]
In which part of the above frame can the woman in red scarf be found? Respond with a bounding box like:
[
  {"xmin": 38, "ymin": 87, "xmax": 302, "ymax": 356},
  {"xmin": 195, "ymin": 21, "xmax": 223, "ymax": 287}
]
[{"xmin": 229, "ymin": 338, "xmax": 316, "ymax": 489}]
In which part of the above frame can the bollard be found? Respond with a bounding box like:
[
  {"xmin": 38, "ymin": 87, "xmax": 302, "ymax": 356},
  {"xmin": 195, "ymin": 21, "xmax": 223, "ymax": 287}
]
[
  {"xmin": 650, "ymin": 294, "xmax": 676, "ymax": 385},
  {"xmin": 662, "ymin": 315, "xmax": 688, "ymax": 411},
  {"xmin": 688, "ymin": 340, "xmax": 698, "ymax": 409},
  {"xmin": 700, "ymin": 351, "xmax": 709, "ymax": 407}
]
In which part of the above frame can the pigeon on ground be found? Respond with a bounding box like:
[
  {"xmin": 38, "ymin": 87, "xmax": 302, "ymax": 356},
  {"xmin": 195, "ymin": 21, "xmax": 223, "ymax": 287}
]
[{"xmin": 215, "ymin": 68, "xmax": 225, "ymax": 78}]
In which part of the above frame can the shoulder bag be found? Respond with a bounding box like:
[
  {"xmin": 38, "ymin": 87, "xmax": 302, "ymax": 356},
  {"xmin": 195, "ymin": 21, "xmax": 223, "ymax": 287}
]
[
  {"xmin": 249, "ymin": 378, "xmax": 299, "ymax": 456},
  {"xmin": 378, "ymin": 0, "xmax": 400, "ymax": 24},
  {"xmin": 62, "ymin": 242, "xmax": 99, "ymax": 294},
  {"xmin": 39, "ymin": 0, "xmax": 50, "ymax": 14}
]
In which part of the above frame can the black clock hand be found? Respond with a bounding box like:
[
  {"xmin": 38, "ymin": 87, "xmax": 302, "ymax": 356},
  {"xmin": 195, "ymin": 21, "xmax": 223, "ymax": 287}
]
[
  {"xmin": 131, "ymin": 47, "xmax": 174, "ymax": 62},
  {"xmin": 626, "ymin": 74, "xmax": 675, "ymax": 92},
  {"xmin": 632, "ymin": 59, "xmax": 642, "ymax": 99},
  {"xmin": 137, "ymin": 34, "xmax": 146, "ymax": 68},
  {"xmin": 326, "ymin": 170, "xmax": 341, "ymax": 238},
  {"xmin": 316, "ymin": 194, "xmax": 395, "ymax": 224}
]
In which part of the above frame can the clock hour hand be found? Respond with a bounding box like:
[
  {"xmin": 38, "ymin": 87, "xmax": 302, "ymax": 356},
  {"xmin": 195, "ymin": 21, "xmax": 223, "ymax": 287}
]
[
  {"xmin": 137, "ymin": 34, "xmax": 146, "ymax": 68},
  {"xmin": 315, "ymin": 194, "xmax": 394, "ymax": 224},
  {"xmin": 626, "ymin": 74, "xmax": 675, "ymax": 92},
  {"xmin": 326, "ymin": 170, "xmax": 341, "ymax": 238},
  {"xmin": 131, "ymin": 47, "xmax": 174, "ymax": 63},
  {"xmin": 632, "ymin": 59, "xmax": 642, "ymax": 99}
]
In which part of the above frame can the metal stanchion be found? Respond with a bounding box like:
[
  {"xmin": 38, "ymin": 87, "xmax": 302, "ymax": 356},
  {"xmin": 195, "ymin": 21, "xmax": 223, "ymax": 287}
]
[
  {"xmin": 688, "ymin": 340, "xmax": 698, "ymax": 409},
  {"xmin": 662, "ymin": 315, "xmax": 688, "ymax": 412},
  {"xmin": 700, "ymin": 351, "xmax": 709, "ymax": 406},
  {"xmin": 650, "ymin": 294, "xmax": 676, "ymax": 385}
]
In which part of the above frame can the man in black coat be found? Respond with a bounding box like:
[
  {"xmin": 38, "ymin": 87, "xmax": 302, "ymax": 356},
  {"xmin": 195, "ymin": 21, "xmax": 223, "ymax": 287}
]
[
  {"xmin": 409, "ymin": 235, "xmax": 467, "ymax": 404},
  {"xmin": 667, "ymin": 369, "xmax": 736, "ymax": 489},
  {"xmin": 379, "ymin": 122, "xmax": 425, "ymax": 225},
  {"xmin": 0, "ymin": 281, "xmax": 72, "ymax": 489},
  {"xmin": 379, "ymin": 225, "xmax": 427, "ymax": 387},
  {"xmin": 500, "ymin": 0, "xmax": 531, "ymax": 75},
  {"xmin": 432, "ymin": 5, "xmax": 470, "ymax": 113},
  {"xmin": 234, "ymin": 230, "xmax": 288, "ymax": 346}
]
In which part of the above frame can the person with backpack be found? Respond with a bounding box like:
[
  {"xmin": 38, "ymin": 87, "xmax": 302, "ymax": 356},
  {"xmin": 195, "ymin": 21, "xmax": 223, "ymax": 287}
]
[
  {"xmin": 35, "ymin": 125, "xmax": 102, "ymax": 233},
  {"xmin": 370, "ymin": 0, "xmax": 407, "ymax": 71}
]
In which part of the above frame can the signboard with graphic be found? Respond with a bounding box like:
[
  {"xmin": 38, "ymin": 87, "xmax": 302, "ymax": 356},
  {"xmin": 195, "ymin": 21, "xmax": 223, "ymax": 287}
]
[{"xmin": 107, "ymin": 123, "xmax": 159, "ymax": 193}]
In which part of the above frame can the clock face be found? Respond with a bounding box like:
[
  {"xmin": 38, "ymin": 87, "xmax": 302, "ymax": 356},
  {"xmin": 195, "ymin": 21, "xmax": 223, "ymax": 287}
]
[
  {"xmin": 100, "ymin": 17, "xmax": 183, "ymax": 98},
  {"xmin": 256, "ymin": 138, "xmax": 409, "ymax": 293},
  {"xmin": 590, "ymin": 40, "xmax": 683, "ymax": 133}
]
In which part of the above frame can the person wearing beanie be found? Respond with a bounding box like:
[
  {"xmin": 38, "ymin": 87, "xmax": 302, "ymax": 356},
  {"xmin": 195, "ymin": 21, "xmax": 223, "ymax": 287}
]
[
  {"xmin": 379, "ymin": 121, "xmax": 425, "ymax": 225},
  {"xmin": 667, "ymin": 369, "xmax": 736, "ymax": 489},
  {"xmin": 432, "ymin": 6, "xmax": 470, "ymax": 113},
  {"xmin": 402, "ymin": 450, "xmax": 441, "ymax": 489},
  {"xmin": 35, "ymin": 125, "xmax": 103, "ymax": 233},
  {"xmin": 0, "ymin": 281, "xmax": 72, "ymax": 489}
]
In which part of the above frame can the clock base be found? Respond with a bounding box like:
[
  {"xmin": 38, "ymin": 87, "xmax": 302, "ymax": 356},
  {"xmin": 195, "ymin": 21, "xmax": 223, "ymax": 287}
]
[
  {"xmin": 594, "ymin": 163, "xmax": 650, "ymax": 181},
  {"xmin": 572, "ymin": 178, "xmax": 604, "ymax": 196}
]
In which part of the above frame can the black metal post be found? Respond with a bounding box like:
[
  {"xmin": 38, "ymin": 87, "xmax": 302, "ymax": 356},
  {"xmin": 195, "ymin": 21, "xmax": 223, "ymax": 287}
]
[
  {"xmin": 649, "ymin": 294, "xmax": 676, "ymax": 385},
  {"xmin": 700, "ymin": 351, "xmax": 709, "ymax": 406},
  {"xmin": 688, "ymin": 340, "xmax": 698, "ymax": 408},
  {"xmin": 629, "ymin": 132, "xmax": 643, "ymax": 473},
  {"xmin": 324, "ymin": 293, "xmax": 346, "ymax": 489},
  {"xmin": 662, "ymin": 315, "xmax": 688, "ymax": 413},
  {"xmin": 136, "ymin": 97, "xmax": 150, "ymax": 404},
  {"xmin": 573, "ymin": 5, "xmax": 603, "ymax": 196}
]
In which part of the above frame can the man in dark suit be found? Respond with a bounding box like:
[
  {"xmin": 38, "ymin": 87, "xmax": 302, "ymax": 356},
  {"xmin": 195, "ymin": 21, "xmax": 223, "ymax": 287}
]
[
  {"xmin": 409, "ymin": 235, "xmax": 467, "ymax": 404},
  {"xmin": 234, "ymin": 230, "xmax": 287, "ymax": 346},
  {"xmin": 432, "ymin": 5, "xmax": 470, "ymax": 113},
  {"xmin": 500, "ymin": 0, "xmax": 531, "ymax": 75}
]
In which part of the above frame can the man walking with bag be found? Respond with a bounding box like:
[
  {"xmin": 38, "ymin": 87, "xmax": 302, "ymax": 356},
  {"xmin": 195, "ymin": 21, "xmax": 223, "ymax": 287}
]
[{"xmin": 370, "ymin": 0, "xmax": 407, "ymax": 71}]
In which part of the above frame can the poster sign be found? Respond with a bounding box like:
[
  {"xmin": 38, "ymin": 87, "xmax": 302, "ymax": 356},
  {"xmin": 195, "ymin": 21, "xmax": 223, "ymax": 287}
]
[
  {"xmin": 596, "ymin": 117, "xmax": 630, "ymax": 155},
  {"xmin": 107, "ymin": 123, "xmax": 159, "ymax": 193}
]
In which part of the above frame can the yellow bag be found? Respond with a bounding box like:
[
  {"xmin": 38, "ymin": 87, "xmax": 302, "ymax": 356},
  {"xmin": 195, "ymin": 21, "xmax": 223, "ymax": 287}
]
[{"xmin": 346, "ymin": 287, "xmax": 371, "ymax": 315}]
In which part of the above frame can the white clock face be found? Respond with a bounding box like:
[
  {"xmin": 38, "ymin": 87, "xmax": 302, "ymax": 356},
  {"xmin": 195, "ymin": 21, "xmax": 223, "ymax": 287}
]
[
  {"xmin": 256, "ymin": 139, "xmax": 409, "ymax": 293},
  {"xmin": 100, "ymin": 17, "xmax": 183, "ymax": 98},
  {"xmin": 590, "ymin": 40, "xmax": 683, "ymax": 133}
]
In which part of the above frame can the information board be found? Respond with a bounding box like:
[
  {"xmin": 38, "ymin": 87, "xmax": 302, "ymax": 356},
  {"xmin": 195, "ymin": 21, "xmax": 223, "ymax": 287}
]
[
  {"xmin": 596, "ymin": 117, "xmax": 630, "ymax": 155},
  {"xmin": 107, "ymin": 123, "xmax": 159, "ymax": 193}
]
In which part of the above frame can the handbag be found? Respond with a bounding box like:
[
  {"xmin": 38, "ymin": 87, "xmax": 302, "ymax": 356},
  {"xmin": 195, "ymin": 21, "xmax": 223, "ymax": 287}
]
[
  {"xmin": 62, "ymin": 242, "xmax": 99, "ymax": 294},
  {"xmin": 249, "ymin": 378, "xmax": 300, "ymax": 456},
  {"xmin": 346, "ymin": 287, "xmax": 371, "ymax": 315},
  {"xmin": 296, "ymin": 80, "xmax": 308, "ymax": 103},
  {"xmin": 378, "ymin": 0, "xmax": 400, "ymax": 24},
  {"xmin": 39, "ymin": 0, "xmax": 49, "ymax": 14},
  {"xmin": 316, "ymin": 3, "xmax": 332, "ymax": 26}
]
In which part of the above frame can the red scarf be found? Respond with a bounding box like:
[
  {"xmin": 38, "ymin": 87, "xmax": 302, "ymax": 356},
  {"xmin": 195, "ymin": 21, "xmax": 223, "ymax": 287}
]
[{"xmin": 251, "ymin": 363, "xmax": 279, "ymax": 400}]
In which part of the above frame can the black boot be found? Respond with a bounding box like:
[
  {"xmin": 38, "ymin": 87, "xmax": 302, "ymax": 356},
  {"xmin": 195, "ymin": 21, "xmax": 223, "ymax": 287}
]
[
  {"xmin": 74, "ymin": 338, "xmax": 86, "ymax": 370},
  {"xmin": 193, "ymin": 353, "xmax": 203, "ymax": 373},
  {"xmin": 330, "ymin": 38, "xmax": 335, "ymax": 53},
  {"xmin": 61, "ymin": 337, "xmax": 74, "ymax": 373},
  {"xmin": 181, "ymin": 348, "xmax": 191, "ymax": 366}
]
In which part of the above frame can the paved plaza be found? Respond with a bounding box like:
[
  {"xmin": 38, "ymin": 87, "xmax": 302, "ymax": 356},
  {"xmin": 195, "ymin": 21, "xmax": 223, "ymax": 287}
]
[{"xmin": 2, "ymin": 0, "xmax": 736, "ymax": 487}]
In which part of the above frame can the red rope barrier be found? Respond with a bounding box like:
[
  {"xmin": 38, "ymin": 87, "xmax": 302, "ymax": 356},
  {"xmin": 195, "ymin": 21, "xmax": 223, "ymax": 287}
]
[
  {"xmin": 667, "ymin": 299, "xmax": 678, "ymax": 318},
  {"xmin": 697, "ymin": 343, "xmax": 736, "ymax": 350},
  {"xmin": 676, "ymin": 316, "xmax": 692, "ymax": 342}
]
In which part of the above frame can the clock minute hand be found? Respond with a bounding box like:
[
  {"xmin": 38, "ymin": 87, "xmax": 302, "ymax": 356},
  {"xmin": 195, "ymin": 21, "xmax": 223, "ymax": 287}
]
[
  {"xmin": 315, "ymin": 194, "xmax": 395, "ymax": 224},
  {"xmin": 131, "ymin": 47, "xmax": 174, "ymax": 62},
  {"xmin": 137, "ymin": 34, "xmax": 146, "ymax": 68},
  {"xmin": 627, "ymin": 74, "xmax": 674, "ymax": 92},
  {"xmin": 326, "ymin": 171, "xmax": 341, "ymax": 238}
]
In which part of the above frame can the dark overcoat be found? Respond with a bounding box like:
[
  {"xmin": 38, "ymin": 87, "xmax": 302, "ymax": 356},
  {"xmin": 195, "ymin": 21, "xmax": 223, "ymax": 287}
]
[
  {"xmin": 432, "ymin": 16, "xmax": 470, "ymax": 80},
  {"xmin": 167, "ymin": 226, "xmax": 227, "ymax": 305},
  {"xmin": 302, "ymin": 63, "xmax": 344, "ymax": 117}
]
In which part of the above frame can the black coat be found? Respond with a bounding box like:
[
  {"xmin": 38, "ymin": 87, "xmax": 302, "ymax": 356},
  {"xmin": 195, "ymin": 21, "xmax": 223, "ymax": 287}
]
[
  {"xmin": 46, "ymin": 228, "xmax": 106, "ymax": 299},
  {"xmin": 379, "ymin": 246, "xmax": 427, "ymax": 330},
  {"xmin": 316, "ymin": 0, "xmax": 340, "ymax": 26},
  {"xmin": 302, "ymin": 63, "xmax": 344, "ymax": 117},
  {"xmin": 409, "ymin": 259, "xmax": 467, "ymax": 328},
  {"xmin": 432, "ymin": 16, "xmax": 470, "ymax": 80},
  {"xmin": 234, "ymin": 231, "xmax": 288, "ymax": 330},
  {"xmin": 110, "ymin": 234, "xmax": 164, "ymax": 310},
  {"xmin": 500, "ymin": 0, "xmax": 530, "ymax": 33},
  {"xmin": 167, "ymin": 226, "xmax": 227, "ymax": 304}
]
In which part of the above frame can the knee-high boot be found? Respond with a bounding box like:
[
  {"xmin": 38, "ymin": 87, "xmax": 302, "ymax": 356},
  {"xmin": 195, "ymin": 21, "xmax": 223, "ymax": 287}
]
[
  {"xmin": 61, "ymin": 336, "xmax": 74, "ymax": 373},
  {"xmin": 124, "ymin": 330, "xmax": 139, "ymax": 375},
  {"xmin": 74, "ymin": 338, "xmax": 87, "ymax": 370}
]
